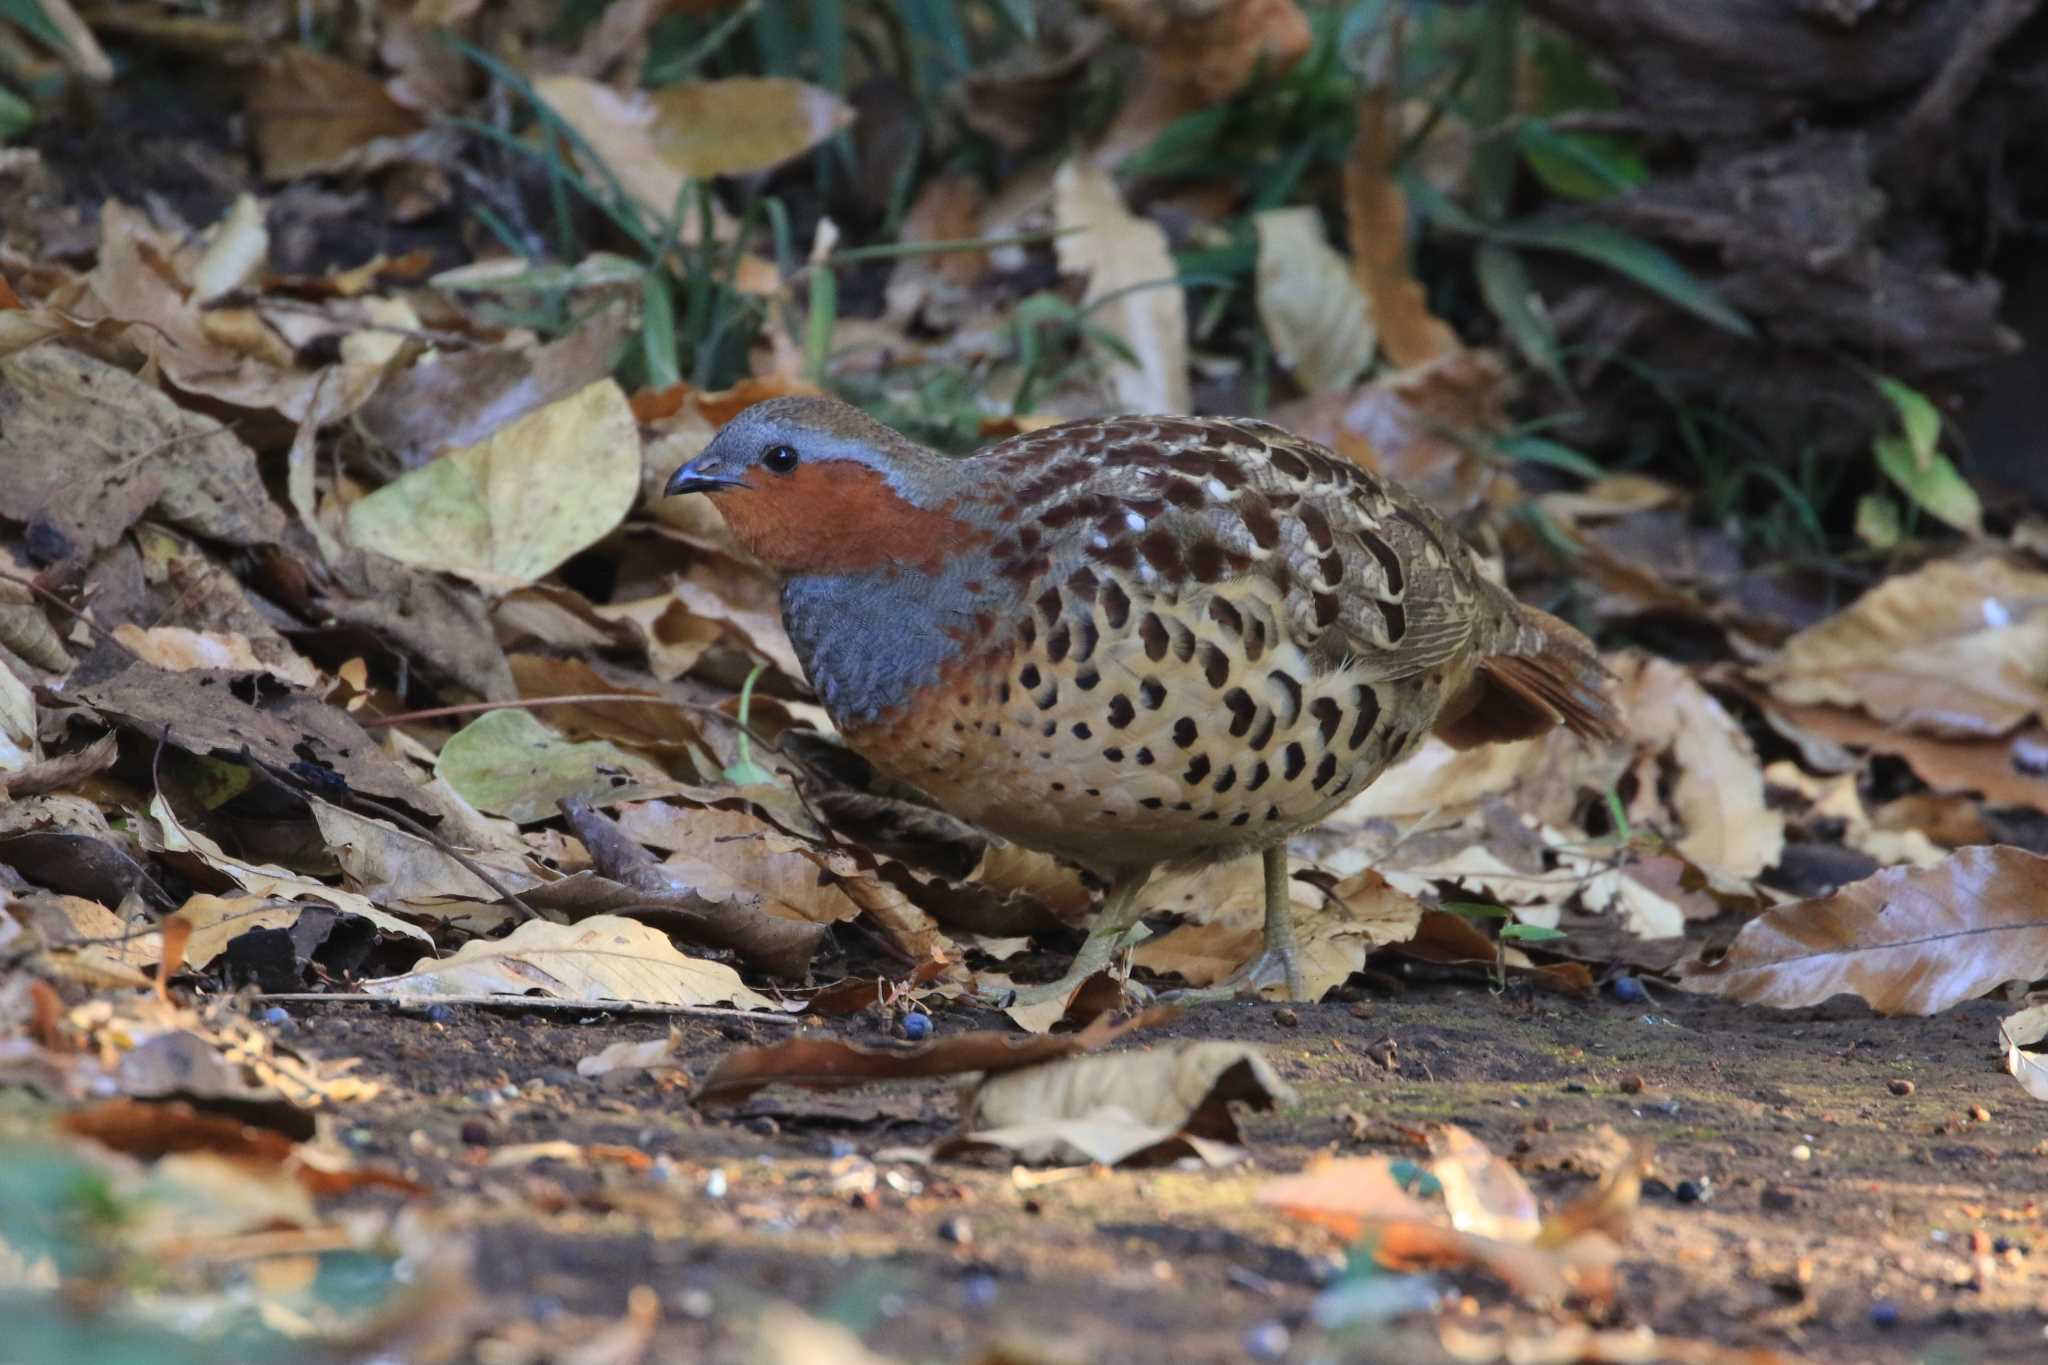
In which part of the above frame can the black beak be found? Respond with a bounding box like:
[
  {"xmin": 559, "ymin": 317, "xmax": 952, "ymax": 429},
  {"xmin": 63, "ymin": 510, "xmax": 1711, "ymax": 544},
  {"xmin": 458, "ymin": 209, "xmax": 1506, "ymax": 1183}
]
[{"xmin": 664, "ymin": 456, "xmax": 745, "ymax": 498}]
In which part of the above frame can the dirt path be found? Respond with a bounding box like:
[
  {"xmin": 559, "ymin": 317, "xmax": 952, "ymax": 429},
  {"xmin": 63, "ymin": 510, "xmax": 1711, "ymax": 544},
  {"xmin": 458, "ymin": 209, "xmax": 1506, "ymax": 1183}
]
[{"xmin": 296, "ymin": 985, "xmax": 2043, "ymax": 1362}]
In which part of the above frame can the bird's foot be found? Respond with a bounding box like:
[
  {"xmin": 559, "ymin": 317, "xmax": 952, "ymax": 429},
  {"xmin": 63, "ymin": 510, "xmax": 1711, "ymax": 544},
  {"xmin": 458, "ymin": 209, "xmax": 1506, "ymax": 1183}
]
[{"xmin": 1155, "ymin": 942, "xmax": 1306, "ymax": 1006}]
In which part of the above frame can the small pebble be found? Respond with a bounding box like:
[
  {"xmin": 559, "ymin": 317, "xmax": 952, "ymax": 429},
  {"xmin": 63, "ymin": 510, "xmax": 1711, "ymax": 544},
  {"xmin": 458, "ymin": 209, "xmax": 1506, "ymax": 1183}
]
[
  {"xmin": 1675, "ymin": 1178, "xmax": 1710, "ymax": 1205},
  {"xmin": 747, "ymin": 1115, "xmax": 780, "ymax": 1138},
  {"xmin": 900, "ymin": 1012, "xmax": 933, "ymax": 1042},
  {"xmin": 260, "ymin": 1006, "xmax": 293, "ymax": 1028},
  {"xmin": 1348, "ymin": 1003, "xmax": 1374, "ymax": 1020},
  {"xmin": 822, "ymin": 1137, "xmax": 859, "ymax": 1160},
  {"xmin": 1242, "ymin": 1320, "xmax": 1290, "ymax": 1361},
  {"xmin": 425, "ymin": 1004, "xmax": 456, "ymax": 1025},
  {"xmin": 1969, "ymin": 1104, "xmax": 1991, "ymax": 1122},
  {"xmin": 1618, "ymin": 1073, "xmax": 1646, "ymax": 1094},
  {"xmin": 1563, "ymin": 1081, "xmax": 1589, "ymax": 1094},
  {"xmin": 1790, "ymin": 1143, "xmax": 1813, "ymax": 1162},
  {"xmin": 963, "ymin": 1274, "xmax": 999, "ymax": 1310},
  {"xmin": 938, "ymin": 1216, "xmax": 973, "ymax": 1246},
  {"xmin": 1272, "ymin": 1008, "xmax": 1300, "ymax": 1029},
  {"xmin": 703, "ymin": 1169, "xmax": 728, "ymax": 1199},
  {"xmin": 1610, "ymin": 975, "xmax": 1648, "ymax": 1004},
  {"xmin": 459, "ymin": 1119, "xmax": 492, "ymax": 1147},
  {"xmin": 1870, "ymin": 1301, "xmax": 1899, "ymax": 1330},
  {"xmin": 1888, "ymin": 1078, "xmax": 1915, "ymax": 1097}
]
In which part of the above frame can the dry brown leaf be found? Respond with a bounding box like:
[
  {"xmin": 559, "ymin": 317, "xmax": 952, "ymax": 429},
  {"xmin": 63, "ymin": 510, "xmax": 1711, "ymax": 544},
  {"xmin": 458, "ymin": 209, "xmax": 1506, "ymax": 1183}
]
[
  {"xmin": 1053, "ymin": 158, "xmax": 1190, "ymax": 415},
  {"xmin": 144, "ymin": 795, "xmax": 435, "ymax": 950},
  {"xmin": 647, "ymin": 78, "xmax": 854, "ymax": 178},
  {"xmin": 1679, "ymin": 845, "xmax": 2048, "ymax": 1015},
  {"xmin": 30, "ymin": 893, "xmax": 159, "ymax": 987},
  {"xmin": 83, "ymin": 201, "xmax": 386, "ymax": 420},
  {"xmin": 1094, "ymin": 0, "xmax": 1311, "ymax": 161},
  {"xmin": 2000, "ymin": 1004, "xmax": 2048, "ymax": 1103},
  {"xmin": 695, "ymin": 1006, "xmax": 1166, "ymax": 1106},
  {"xmin": 365, "ymin": 914, "xmax": 775, "ymax": 1009},
  {"xmin": 171, "ymin": 894, "xmax": 300, "ymax": 971},
  {"xmin": 614, "ymin": 802, "xmax": 865, "ymax": 926},
  {"xmin": 948, "ymin": 1040, "xmax": 1292, "ymax": 1166},
  {"xmin": 1345, "ymin": 86, "xmax": 1460, "ymax": 367},
  {"xmin": 0, "ymin": 344, "xmax": 286, "ymax": 552},
  {"xmin": 244, "ymin": 46, "xmax": 427, "ymax": 179},
  {"xmin": 1611, "ymin": 654, "xmax": 1784, "ymax": 884},
  {"xmin": 1253, "ymin": 206, "xmax": 1376, "ymax": 393},
  {"xmin": 531, "ymin": 76, "xmax": 727, "ymax": 243},
  {"xmin": 112, "ymin": 625, "xmax": 321, "ymax": 690},
  {"xmin": 1764, "ymin": 700, "xmax": 2048, "ymax": 816},
  {"xmin": 1758, "ymin": 556, "xmax": 2048, "ymax": 737}
]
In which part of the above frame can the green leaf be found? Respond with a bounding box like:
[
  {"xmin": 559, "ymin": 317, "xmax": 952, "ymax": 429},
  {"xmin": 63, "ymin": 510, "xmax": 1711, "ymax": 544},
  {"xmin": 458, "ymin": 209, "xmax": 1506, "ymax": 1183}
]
[
  {"xmin": 1500, "ymin": 923, "xmax": 1567, "ymax": 942},
  {"xmin": 1873, "ymin": 433, "xmax": 1982, "ymax": 536},
  {"xmin": 1516, "ymin": 120, "xmax": 1645, "ymax": 202},
  {"xmin": 1854, "ymin": 492, "xmax": 1903, "ymax": 549},
  {"xmin": 640, "ymin": 272, "xmax": 680, "ymax": 390},
  {"xmin": 1438, "ymin": 901, "xmax": 1511, "ymax": 919},
  {"xmin": 435, "ymin": 709, "xmax": 671, "ymax": 823},
  {"xmin": 0, "ymin": 83, "xmax": 32, "ymax": 140},
  {"xmin": 1495, "ymin": 220, "xmax": 1753, "ymax": 337},
  {"xmin": 0, "ymin": 0, "xmax": 67, "ymax": 53},
  {"xmin": 1498, "ymin": 434, "xmax": 1603, "ymax": 479},
  {"xmin": 1874, "ymin": 374, "xmax": 1941, "ymax": 470},
  {"xmin": 1474, "ymin": 243, "xmax": 1563, "ymax": 385}
]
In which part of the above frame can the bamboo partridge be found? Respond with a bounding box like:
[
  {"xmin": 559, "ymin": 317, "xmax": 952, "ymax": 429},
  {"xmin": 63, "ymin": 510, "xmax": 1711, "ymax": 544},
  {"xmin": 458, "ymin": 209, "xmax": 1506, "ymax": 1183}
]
[{"xmin": 666, "ymin": 399, "xmax": 1621, "ymax": 1004}]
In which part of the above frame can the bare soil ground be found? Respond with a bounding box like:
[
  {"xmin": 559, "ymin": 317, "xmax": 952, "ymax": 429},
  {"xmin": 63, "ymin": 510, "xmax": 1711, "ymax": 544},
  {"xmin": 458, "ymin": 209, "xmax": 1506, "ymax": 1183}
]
[{"xmin": 295, "ymin": 982, "xmax": 2045, "ymax": 1363}]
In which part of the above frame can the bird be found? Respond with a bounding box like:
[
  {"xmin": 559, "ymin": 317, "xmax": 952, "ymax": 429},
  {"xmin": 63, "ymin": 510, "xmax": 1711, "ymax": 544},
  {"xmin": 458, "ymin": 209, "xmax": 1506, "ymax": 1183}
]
[{"xmin": 666, "ymin": 397, "xmax": 1621, "ymax": 1006}]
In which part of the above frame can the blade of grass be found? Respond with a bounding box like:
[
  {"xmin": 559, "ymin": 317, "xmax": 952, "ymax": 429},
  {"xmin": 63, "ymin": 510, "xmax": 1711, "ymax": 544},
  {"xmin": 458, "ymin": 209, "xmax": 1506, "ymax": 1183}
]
[
  {"xmin": 640, "ymin": 272, "xmax": 681, "ymax": 390},
  {"xmin": 644, "ymin": 0, "xmax": 760, "ymax": 84},
  {"xmin": 1492, "ymin": 219, "xmax": 1753, "ymax": 337},
  {"xmin": 1474, "ymin": 242, "xmax": 1564, "ymax": 385}
]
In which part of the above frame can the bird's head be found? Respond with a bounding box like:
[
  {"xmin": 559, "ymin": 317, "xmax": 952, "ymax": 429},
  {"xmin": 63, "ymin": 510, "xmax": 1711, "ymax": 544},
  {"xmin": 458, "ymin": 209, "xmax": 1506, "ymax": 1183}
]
[{"xmin": 665, "ymin": 397, "xmax": 982, "ymax": 575}]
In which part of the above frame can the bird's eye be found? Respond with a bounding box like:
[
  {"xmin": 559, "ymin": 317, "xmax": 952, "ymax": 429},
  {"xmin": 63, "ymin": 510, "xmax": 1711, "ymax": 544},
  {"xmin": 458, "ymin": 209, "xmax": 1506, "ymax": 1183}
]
[{"xmin": 762, "ymin": 444, "xmax": 800, "ymax": 474}]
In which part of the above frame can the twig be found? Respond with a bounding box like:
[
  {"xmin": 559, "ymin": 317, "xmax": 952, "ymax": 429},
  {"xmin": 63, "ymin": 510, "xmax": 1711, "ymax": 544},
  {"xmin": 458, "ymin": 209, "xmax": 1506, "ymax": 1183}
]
[{"xmin": 251, "ymin": 991, "xmax": 801, "ymax": 1024}]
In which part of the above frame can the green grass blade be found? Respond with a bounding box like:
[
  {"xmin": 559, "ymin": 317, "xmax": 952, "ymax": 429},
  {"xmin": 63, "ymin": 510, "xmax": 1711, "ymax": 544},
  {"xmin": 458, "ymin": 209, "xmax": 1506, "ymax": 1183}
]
[
  {"xmin": 640, "ymin": 273, "xmax": 681, "ymax": 390},
  {"xmin": 1474, "ymin": 242, "xmax": 1564, "ymax": 385},
  {"xmin": 1494, "ymin": 219, "xmax": 1753, "ymax": 337}
]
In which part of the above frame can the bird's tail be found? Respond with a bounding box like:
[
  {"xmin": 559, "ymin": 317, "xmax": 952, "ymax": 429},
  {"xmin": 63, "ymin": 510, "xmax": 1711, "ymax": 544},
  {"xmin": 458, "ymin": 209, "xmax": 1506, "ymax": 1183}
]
[{"xmin": 1433, "ymin": 603, "xmax": 1623, "ymax": 749}]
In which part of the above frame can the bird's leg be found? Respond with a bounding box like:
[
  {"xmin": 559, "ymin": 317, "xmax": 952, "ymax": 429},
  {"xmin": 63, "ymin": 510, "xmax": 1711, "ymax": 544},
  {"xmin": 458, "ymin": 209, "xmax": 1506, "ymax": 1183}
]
[
  {"xmin": 998, "ymin": 864, "xmax": 1156, "ymax": 1008},
  {"xmin": 1159, "ymin": 845, "xmax": 1308, "ymax": 1004},
  {"xmin": 1258, "ymin": 843, "xmax": 1308, "ymax": 999}
]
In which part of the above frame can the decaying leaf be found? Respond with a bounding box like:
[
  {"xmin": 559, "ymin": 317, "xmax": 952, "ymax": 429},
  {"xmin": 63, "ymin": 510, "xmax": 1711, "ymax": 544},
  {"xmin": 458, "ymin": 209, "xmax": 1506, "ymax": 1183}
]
[
  {"xmin": 365, "ymin": 914, "xmax": 776, "ymax": 1009},
  {"xmin": 1680, "ymin": 846, "xmax": 2048, "ymax": 1015},
  {"xmin": 1611, "ymin": 653, "xmax": 1783, "ymax": 884},
  {"xmin": 646, "ymin": 78, "xmax": 854, "ymax": 178},
  {"xmin": 1053, "ymin": 158, "xmax": 1190, "ymax": 415},
  {"xmin": 1345, "ymin": 86, "xmax": 1460, "ymax": 368},
  {"xmin": 345, "ymin": 379, "xmax": 641, "ymax": 590},
  {"xmin": 1758, "ymin": 556, "xmax": 2048, "ymax": 737},
  {"xmin": 695, "ymin": 1007, "xmax": 1166, "ymax": 1106},
  {"xmin": 1260, "ymin": 1124, "xmax": 1642, "ymax": 1305},
  {"xmin": 946, "ymin": 1040, "xmax": 1295, "ymax": 1166},
  {"xmin": 0, "ymin": 344, "xmax": 286, "ymax": 553},
  {"xmin": 244, "ymin": 46, "xmax": 428, "ymax": 179},
  {"xmin": 144, "ymin": 793, "xmax": 434, "ymax": 950},
  {"xmin": 1253, "ymin": 207, "xmax": 1376, "ymax": 394}
]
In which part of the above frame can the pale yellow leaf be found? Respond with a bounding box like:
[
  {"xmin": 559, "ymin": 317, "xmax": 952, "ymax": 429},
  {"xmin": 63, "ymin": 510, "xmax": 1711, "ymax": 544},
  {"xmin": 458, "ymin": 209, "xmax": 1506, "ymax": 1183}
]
[
  {"xmin": 363, "ymin": 913, "xmax": 776, "ymax": 1008},
  {"xmin": 344, "ymin": 379, "xmax": 640, "ymax": 589}
]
